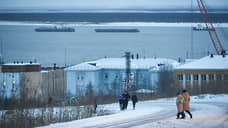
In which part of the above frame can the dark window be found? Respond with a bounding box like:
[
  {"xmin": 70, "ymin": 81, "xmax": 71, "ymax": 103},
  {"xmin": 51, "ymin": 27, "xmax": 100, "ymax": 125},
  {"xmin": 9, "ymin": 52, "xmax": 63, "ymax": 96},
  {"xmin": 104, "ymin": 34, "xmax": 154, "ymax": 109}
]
[
  {"xmin": 178, "ymin": 74, "xmax": 183, "ymax": 81},
  {"xmin": 224, "ymin": 74, "xmax": 228, "ymax": 80},
  {"xmin": 81, "ymin": 76, "xmax": 84, "ymax": 80},
  {"xmin": 194, "ymin": 74, "xmax": 198, "ymax": 81},
  {"xmin": 201, "ymin": 74, "xmax": 206, "ymax": 81},
  {"xmin": 209, "ymin": 74, "xmax": 214, "ymax": 80},
  {"xmin": 216, "ymin": 74, "xmax": 222, "ymax": 80},
  {"xmin": 104, "ymin": 73, "xmax": 108, "ymax": 79},
  {"xmin": 186, "ymin": 74, "xmax": 191, "ymax": 81}
]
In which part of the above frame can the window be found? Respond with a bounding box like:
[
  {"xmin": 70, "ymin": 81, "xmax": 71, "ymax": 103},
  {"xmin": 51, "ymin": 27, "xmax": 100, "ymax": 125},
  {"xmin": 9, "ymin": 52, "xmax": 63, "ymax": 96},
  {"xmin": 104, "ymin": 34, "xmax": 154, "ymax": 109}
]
[
  {"xmin": 81, "ymin": 76, "xmax": 84, "ymax": 80},
  {"xmin": 186, "ymin": 74, "xmax": 191, "ymax": 81},
  {"xmin": 216, "ymin": 74, "xmax": 222, "ymax": 80},
  {"xmin": 224, "ymin": 74, "xmax": 228, "ymax": 80},
  {"xmin": 104, "ymin": 73, "xmax": 108, "ymax": 79},
  {"xmin": 193, "ymin": 74, "xmax": 198, "ymax": 81},
  {"xmin": 178, "ymin": 74, "xmax": 183, "ymax": 81},
  {"xmin": 201, "ymin": 74, "xmax": 206, "ymax": 81},
  {"xmin": 3, "ymin": 81, "xmax": 6, "ymax": 88},
  {"xmin": 140, "ymin": 74, "xmax": 144, "ymax": 79},
  {"xmin": 209, "ymin": 74, "xmax": 214, "ymax": 80}
]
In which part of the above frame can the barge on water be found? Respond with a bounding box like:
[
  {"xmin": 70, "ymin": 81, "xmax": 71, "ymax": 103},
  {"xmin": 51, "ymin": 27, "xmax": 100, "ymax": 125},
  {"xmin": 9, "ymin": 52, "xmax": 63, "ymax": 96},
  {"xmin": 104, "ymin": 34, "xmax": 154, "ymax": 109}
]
[
  {"xmin": 192, "ymin": 24, "xmax": 213, "ymax": 31},
  {"xmin": 94, "ymin": 29, "xmax": 140, "ymax": 33},
  {"xmin": 35, "ymin": 26, "xmax": 75, "ymax": 32}
]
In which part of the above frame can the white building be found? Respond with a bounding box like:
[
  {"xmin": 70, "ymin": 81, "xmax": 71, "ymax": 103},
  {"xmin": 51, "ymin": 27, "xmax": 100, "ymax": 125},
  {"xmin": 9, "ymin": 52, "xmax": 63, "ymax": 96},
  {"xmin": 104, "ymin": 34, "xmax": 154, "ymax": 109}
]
[{"xmin": 65, "ymin": 58, "xmax": 179, "ymax": 98}]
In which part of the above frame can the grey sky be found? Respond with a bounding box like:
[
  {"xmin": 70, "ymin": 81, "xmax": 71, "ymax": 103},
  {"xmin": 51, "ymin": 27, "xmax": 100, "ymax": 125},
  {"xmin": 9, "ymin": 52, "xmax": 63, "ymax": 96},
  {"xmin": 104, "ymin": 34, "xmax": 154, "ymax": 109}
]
[{"xmin": 1, "ymin": 0, "xmax": 228, "ymax": 10}]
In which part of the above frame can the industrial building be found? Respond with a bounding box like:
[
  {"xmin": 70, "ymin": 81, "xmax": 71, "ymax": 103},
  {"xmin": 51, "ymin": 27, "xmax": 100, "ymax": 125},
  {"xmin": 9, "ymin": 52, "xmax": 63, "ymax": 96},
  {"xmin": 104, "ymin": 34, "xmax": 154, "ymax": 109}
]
[
  {"xmin": 65, "ymin": 58, "xmax": 179, "ymax": 98},
  {"xmin": 0, "ymin": 62, "xmax": 66, "ymax": 104}
]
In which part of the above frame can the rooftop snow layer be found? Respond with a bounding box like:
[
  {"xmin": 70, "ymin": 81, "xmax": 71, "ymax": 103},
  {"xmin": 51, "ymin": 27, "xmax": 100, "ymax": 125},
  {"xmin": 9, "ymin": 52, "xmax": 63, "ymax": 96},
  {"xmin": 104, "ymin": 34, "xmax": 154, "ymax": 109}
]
[
  {"xmin": 175, "ymin": 55, "xmax": 228, "ymax": 70},
  {"xmin": 2, "ymin": 63, "xmax": 41, "ymax": 66},
  {"xmin": 65, "ymin": 58, "xmax": 179, "ymax": 71}
]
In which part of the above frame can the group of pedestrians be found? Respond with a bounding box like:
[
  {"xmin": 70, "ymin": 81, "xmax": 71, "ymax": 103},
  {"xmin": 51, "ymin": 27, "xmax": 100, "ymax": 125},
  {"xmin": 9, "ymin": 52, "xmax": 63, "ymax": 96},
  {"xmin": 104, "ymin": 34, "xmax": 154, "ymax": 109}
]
[
  {"xmin": 176, "ymin": 90, "xmax": 193, "ymax": 119},
  {"xmin": 118, "ymin": 91, "xmax": 138, "ymax": 110}
]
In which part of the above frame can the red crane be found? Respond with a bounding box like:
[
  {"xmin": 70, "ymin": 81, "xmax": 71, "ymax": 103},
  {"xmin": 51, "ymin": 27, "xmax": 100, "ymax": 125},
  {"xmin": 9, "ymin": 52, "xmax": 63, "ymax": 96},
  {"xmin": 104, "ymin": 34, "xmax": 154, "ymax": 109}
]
[{"xmin": 196, "ymin": 0, "xmax": 225, "ymax": 55}]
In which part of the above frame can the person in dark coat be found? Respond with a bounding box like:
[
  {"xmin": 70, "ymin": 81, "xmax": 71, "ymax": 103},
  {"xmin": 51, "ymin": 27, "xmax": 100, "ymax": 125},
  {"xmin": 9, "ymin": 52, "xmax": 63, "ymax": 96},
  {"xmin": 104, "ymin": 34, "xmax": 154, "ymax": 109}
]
[
  {"xmin": 122, "ymin": 91, "xmax": 130, "ymax": 110},
  {"xmin": 118, "ymin": 95, "xmax": 126, "ymax": 110},
  {"xmin": 93, "ymin": 98, "xmax": 97, "ymax": 113},
  {"xmin": 131, "ymin": 94, "xmax": 138, "ymax": 110}
]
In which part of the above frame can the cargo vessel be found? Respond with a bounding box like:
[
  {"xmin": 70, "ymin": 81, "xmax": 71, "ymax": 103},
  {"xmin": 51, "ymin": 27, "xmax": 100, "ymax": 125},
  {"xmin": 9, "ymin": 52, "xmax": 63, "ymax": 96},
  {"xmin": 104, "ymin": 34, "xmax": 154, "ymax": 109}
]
[
  {"xmin": 94, "ymin": 29, "xmax": 139, "ymax": 33},
  {"xmin": 35, "ymin": 26, "xmax": 75, "ymax": 32},
  {"xmin": 193, "ymin": 24, "xmax": 213, "ymax": 31}
]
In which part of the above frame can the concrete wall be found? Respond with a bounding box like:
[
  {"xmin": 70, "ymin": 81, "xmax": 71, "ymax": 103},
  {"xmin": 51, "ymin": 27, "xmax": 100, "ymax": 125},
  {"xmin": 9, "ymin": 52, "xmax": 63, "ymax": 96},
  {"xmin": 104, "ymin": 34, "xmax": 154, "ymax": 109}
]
[{"xmin": 22, "ymin": 70, "xmax": 66, "ymax": 104}]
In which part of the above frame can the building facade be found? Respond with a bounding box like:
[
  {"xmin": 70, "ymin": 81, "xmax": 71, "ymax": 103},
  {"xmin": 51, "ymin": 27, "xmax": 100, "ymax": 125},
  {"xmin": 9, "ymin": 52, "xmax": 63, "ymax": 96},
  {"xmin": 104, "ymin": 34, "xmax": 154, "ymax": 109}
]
[
  {"xmin": 65, "ymin": 58, "xmax": 178, "ymax": 98},
  {"xmin": 174, "ymin": 55, "xmax": 228, "ymax": 94}
]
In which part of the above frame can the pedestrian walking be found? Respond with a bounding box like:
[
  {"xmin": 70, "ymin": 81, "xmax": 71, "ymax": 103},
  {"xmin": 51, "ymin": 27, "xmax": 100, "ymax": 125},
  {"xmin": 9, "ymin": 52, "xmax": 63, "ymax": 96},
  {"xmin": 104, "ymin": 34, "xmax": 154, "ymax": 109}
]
[
  {"xmin": 131, "ymin": 94, "xmax": 138, "ymax": 110},
  {"xmin": 122, "ymin": 91, "xmax": 130, "ymax": 110},
  {"xmin": 93, "ymin": 98, "xmax": 97, "ymax": 113},
  {"xmin": 118, "ymin": 95, "xmax": 125, "ymax": 110},
  {"xmin": 176, "ymin": 92, "xmax": 185, "ymax": 119},
  {"xmin": 182, "ymin": 90, "xmax": 192, "ymax": 119}
]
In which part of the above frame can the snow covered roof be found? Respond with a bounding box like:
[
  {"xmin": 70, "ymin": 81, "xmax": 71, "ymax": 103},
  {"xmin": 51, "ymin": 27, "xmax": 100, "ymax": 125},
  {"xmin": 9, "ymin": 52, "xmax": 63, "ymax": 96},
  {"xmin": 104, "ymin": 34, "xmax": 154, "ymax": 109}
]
[
  {"xmin": 65, "ymin": 58, "xmax": 179, "ymax": 71},
  {"xmin": 175, "ymin": 55, "xmax": 228, "ymax": 70},
  {"xmin": 2, "ymin": 63, "xmax": 41, "ymax": 66}
]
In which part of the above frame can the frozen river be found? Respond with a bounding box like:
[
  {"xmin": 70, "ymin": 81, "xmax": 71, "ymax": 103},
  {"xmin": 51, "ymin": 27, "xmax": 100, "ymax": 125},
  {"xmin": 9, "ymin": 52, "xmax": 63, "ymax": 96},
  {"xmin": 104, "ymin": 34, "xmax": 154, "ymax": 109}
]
[{"xmin": 0, "ymin": 22, "xmax": 228, "ymax": 66}]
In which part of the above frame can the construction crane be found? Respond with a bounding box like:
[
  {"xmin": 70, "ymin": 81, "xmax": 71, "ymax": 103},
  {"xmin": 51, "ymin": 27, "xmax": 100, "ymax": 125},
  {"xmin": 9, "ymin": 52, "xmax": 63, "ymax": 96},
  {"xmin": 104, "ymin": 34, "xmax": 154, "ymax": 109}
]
[{"xmin": 196, "ymin": 0, "xmax": 225, "ymax": 55}]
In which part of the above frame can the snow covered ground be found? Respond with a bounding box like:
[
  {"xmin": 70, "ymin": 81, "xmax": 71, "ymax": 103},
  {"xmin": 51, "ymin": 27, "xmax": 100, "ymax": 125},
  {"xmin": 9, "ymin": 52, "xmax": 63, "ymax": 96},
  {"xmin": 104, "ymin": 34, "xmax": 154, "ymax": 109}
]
[{"xmin": 40, "ymin": 94, "xmax": 228, "ymax": 128}]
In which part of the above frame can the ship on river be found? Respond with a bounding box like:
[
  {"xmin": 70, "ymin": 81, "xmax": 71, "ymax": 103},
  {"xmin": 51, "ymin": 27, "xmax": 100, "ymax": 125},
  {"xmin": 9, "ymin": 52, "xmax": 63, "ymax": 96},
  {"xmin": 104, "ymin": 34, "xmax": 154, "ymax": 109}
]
[
  {"xmin": 35, "ymin": 25, "xmax": 75, "ymax": 32},
  {"xmin": 193, "ymin": 24, "xmax": 213, "ymax": 31},
  {"xmin": 94, "ymin": 29, "xmax": 140, "ymax": 33}
]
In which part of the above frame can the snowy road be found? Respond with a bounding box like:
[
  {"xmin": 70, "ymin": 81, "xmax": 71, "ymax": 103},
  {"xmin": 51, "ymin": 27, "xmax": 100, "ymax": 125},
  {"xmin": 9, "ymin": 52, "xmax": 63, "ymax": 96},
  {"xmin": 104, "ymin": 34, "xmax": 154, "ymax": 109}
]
[{"xmin": 40, "ymin": 95, "xmax": 228, "ymax": 128}]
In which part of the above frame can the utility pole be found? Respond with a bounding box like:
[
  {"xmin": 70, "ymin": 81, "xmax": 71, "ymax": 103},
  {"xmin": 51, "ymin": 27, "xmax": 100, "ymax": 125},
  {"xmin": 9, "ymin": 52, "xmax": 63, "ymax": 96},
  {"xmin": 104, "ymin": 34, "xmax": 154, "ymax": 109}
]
[{"xmin": 125, "ymin": 52, "xmax": 131, "ymax": 91}]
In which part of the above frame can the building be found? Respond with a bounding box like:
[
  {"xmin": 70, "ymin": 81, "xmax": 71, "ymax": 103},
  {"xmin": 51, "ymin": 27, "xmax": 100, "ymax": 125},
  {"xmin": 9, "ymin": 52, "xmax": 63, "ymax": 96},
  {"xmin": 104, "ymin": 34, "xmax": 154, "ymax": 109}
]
[
  {"xmin": 0, "ymin": 62, "xmax": 66, "ymax": 104},
  {"xmin": 65, "ymin": 58, "xmax": 179, "ymax": 98},
  {"xmin": 0, "ymin": 62, "xmax": 41, "ymax": 100},
  {"xmin": 174, "ymin": 55, "xmax": 228, "ymax": 94},
  {"xmin": 1, "ymin": 62, "xmax": 41, "ymax": 72}
]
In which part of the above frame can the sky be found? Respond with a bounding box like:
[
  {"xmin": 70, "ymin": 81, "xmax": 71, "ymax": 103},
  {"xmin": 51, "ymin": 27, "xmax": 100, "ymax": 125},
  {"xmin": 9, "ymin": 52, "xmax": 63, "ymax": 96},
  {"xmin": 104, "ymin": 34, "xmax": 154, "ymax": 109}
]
[{"xmin": 1, "ymin": 0, "xmax": 228, "ymax": 10}]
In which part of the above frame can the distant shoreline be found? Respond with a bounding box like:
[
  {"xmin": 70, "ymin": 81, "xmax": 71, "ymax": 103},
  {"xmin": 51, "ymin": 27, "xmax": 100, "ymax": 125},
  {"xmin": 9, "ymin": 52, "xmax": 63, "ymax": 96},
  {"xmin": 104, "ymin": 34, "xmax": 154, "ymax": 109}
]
[{"xmin": 0, "ymin": 12, "xmax": 228, "ymax": 23}]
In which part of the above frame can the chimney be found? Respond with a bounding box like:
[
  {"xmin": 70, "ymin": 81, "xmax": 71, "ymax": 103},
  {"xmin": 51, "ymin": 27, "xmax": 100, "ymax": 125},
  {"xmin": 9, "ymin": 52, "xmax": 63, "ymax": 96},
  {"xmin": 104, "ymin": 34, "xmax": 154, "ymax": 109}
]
[{"xmin": 210, "ymin": 54, "xmax": 214, "ymax": 58}]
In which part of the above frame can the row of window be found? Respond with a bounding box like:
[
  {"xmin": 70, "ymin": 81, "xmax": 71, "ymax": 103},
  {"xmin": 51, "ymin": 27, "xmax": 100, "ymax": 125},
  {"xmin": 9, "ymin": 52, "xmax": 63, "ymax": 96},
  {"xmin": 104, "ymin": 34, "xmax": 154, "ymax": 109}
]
[
  {"xmin": 76, "ymin": 73, "xmax": 142, "ymax": 81},
  {"xmin": 178, "ymin": 74, "xmax": 228, "ymax": 81}
]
